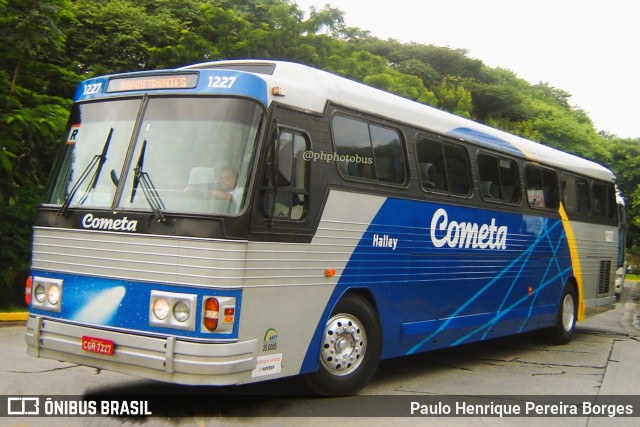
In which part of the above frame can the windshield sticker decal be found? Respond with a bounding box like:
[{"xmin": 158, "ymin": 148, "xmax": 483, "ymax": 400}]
[{"xmin": 67, "ymin": 125, "xmax": 80, "ymax": 145}]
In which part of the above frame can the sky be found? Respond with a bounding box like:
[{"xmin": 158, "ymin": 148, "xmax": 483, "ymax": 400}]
[{"xmin": 294, "ymin": 0, "xmax": 640, "ymax": 138}]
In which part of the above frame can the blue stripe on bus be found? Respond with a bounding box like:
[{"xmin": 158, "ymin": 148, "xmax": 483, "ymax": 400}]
[
  {"xmin": 74, "ymin": 70, "xmax": 269, "ymax": 106},
  {"xmin": 407, "ymin": 218, "xmax": 569, "ymax": 353},
  {"xmin": 301, "ymin": 197, "xmax": 572, "ymax": 372},
  {"xmin": 28, "ymin": 271, "xmax": 242, "ymax": 340},
  {"xmin": 448, "ymin": 127, "xmax": 523, "ymax": 157}
]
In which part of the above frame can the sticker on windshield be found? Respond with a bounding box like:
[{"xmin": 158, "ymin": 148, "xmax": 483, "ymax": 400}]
[{"xmin": 67, "ymin": 125, "xmax": 81, "ymax": 145}]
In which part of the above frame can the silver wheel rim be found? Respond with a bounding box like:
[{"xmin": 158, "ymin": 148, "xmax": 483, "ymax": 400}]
[
  {"xmin": 319, "ymin": 313, "xmax": 367, "ymax": 376},
  {"xmin": 562, "ymin": 293, "xmax": 575, "ymax": 331}
]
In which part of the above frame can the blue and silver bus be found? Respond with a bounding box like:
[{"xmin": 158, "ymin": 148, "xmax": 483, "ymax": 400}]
[{"xmin": 25, "ymin": 60, "xmax": 619, "ymax": 394}]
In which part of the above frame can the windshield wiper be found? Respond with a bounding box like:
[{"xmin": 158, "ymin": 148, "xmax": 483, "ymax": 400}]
[
  {"xmin": 58, "ymin": 128, "xmax": 114, "ymax": 216},
  {"xmin": 130, "ymin": 139, "xmax": 166, "ymax": 222}
]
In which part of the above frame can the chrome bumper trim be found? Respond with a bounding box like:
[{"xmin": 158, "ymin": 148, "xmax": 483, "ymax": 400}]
[{"xmin": 25, "ymin": 315, "xmax": 258, "ymax": 385}]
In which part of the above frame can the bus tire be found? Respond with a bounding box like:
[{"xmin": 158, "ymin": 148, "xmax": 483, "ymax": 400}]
[
  {"xmin": 546, "ymin": 284, "xmax": 577, "ymax": 345},
  {"xmin": 304, "ymin": 293, "xmax": 382, "ymax": 395}
]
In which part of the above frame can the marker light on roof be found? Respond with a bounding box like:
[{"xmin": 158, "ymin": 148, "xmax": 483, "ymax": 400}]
[{"xmin": 272, "ymin": 86, "xmax": 286, "ymax": 96}]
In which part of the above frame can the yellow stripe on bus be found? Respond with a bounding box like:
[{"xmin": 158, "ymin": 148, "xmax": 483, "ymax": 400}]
[{"xmin": 558, "ymin": 203, "xmax": 585, "ymax": 321}]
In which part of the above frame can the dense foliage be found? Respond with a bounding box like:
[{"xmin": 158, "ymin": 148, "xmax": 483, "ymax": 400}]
[{"xmin": 1, "ymin": 0, "xmax": 639, "ymax": 306}]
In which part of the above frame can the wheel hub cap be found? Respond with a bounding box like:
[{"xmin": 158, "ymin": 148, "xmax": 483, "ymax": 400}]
[{"xmin": 319, "ymin": 313, "xmax": 367, "ymax": 376}]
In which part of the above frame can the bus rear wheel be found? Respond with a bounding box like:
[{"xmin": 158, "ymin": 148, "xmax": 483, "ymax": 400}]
[{"xmin": 304, "ymin": 294, "xmax": 382, "ymax": 395}]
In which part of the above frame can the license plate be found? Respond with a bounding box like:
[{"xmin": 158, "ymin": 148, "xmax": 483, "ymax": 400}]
[{"xmin": 81, "ymin": 336, "xmax": 115, "ymax": 355}]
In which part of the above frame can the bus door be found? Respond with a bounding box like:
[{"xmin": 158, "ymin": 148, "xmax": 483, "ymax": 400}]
[{"xmin": 250, "ymin": 105, "xmax": 324, "ymax": 242}]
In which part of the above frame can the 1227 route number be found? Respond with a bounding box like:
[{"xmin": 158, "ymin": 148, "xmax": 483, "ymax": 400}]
[{"xmin": 208, "ymin": 76, "xmax": 237, "ymax": 89}]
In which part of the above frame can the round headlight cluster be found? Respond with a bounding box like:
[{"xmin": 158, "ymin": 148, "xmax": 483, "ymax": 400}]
[
  {"xmin": 30, "ymin": 277, "xmax": 63, "ymax": 312},
  {"xmin": 152, "ymin": 298, "xmax": 190, "ymax": 323},
  {"xmin": 34, "ymin": 283, "xmax": 61, "ymax": 305},
  {"xmin": 148, "ymin": 291, "xmax": 197, "ymax": 331}
]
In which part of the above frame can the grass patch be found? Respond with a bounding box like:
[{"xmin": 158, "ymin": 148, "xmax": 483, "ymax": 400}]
[
  {"xmin": 0, "ymin": 305, "xmax": 28, "ymax": 312},
  {"xmin": 627, "ymin": 274, "xmax": 640, "ymax": 281}
]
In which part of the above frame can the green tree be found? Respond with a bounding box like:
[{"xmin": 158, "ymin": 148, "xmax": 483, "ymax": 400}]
[
  {"xmin": 396, "ymin": 58, "xmax": 441, "ymax": 89},
  {"xmin": 465, "ymin": 67, "xmax": 532, "ymax": 123},
  {"xmin": 434, "ymin": 77, "xmax": 473, "ymax": 118},
  {"xmin": 2, "ymin": 0, "xmax": 70, "ymax": 94},
  {"xmin": 65, "ymin": 0, "xmax": 185, "ymax": 74},
  {"xmin": 629, "ymin": 185, "xmax": 640, "ymax": 251},
  {"xmin": 364, "ymin": 69, "xmax": 438, "ymax": 105},
  {"xmin": 1, "ymin": 0, "xmax": 638, "ymax": 307},
  {"xmin": 1, "ymin": 0, "xmax": 74, "ymax": 306},
  {"xmin": 602, "ymin": 135, "xmax": 640, "ymax": 199}
]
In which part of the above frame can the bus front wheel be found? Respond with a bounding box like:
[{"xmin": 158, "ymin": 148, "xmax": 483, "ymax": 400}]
[
  {"xmin": 304, "ymin": 294, "xmax": 382, "ymax": 395},
  {"xmin": 546, "ymin": 284, "xmax": 577, "ymax": 345}
]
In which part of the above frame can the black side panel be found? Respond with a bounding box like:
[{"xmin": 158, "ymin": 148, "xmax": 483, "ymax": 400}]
[{"xmin": 249, "ymin": 104, "xmax": 332, "ymax": 243}]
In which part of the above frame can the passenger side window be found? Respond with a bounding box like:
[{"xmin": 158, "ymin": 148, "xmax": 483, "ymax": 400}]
[
  {"xmin": 332, "ymin": 115, "xmax": 406, "ymax": 184},
  {"xmin": 525, "ymin": 165, "xmax": 559, "ymax": 209},
  {"xmin": 415, "ymin": 136, "xmax": 471, "ymax": 195},
  {"xmin": 592, "ymin": 182, "xmax": 616, "ymax": 220},
  {"xmin": 477, "ymin": 153, "xmax": 520, "ymax": 203},
  {"xmin": 562, "ymin": 174, "xmax": 590, "ymax": 215}
]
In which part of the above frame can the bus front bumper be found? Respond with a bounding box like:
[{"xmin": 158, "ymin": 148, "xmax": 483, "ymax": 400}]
[{"xmin": 25, "ymin": 315, "xmax": 258, "ymax": 385}]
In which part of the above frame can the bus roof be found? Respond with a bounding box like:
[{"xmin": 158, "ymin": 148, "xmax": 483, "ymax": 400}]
[{"xmin": 186, "ymin": 59, "xmax": 615, "ymax": 182}]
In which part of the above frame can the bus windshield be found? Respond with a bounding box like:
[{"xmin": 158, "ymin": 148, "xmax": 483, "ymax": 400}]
[{"xmin": 46, "ymin": 97, "xmax": 263, "ymax": 216}]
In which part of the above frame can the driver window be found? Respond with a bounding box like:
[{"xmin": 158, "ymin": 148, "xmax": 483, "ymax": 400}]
[{"xmin": 262, "ymin": 130, "xmax": 309, "ymax": 220}]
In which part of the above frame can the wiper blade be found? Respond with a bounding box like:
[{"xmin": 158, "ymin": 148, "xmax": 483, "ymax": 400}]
[
  {"xmin": 58, "ymin": 128, "xmax": 114, "ymax": 216},
  {"xmin": 91, "ymin": 128, "xmax": 114, "ymax": 190},
  {"xmin": 130, "ymin": 140, "xmax": 166, "ymax": 222},
  {"xmin": 130, "ymin": 139, "xmax": 147, "ymax": 203}
]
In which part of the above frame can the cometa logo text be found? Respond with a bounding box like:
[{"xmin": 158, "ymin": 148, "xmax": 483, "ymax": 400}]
[
  {"xmin": 81, "ymin": 213, "xmax": 138, "ymax": 232},
  {"xmin": 430, "ymin": 208, "xmax": 508, "ymax": 250}
]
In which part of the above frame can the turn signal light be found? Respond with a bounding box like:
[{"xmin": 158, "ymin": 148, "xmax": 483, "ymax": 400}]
[
  {"xmin": 203, "ymin": 297, "xmax": 219, "ymax": 331},
  {"xmin": 224, "ymin": 307, "xmax": 235, "ymax": 323},
  {"xmin": 25, "ymin": 276, "xmax": 32, "ymax": 306}
]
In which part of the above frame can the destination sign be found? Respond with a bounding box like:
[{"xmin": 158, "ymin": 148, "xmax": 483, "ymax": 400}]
[{"xmin": 106, "ymin": 73, "xmax": 199, "ymax": 93}]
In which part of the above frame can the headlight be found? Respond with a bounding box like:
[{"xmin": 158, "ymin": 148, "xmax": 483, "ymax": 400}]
[
  {"xmin": 173, "ymin": 301, "xmax": 190, "ymax": 323},
  {"xmin": 34, "ymin": 284, "xmax": 46, "ymax": 303},
  {"xmin": 30, "ymin": 277, "xmax": 63, "ymax": 312},
  {"xmin": 152, "ymin": 298, "xmax": 170, "ymax": 320},
  {"xmin": 148, "ymin": 291, "xmax": 196, "ymax": 331},
  {"xmin": 47, "ymin": 285, "xmax": 61, "ymax": 305}
]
